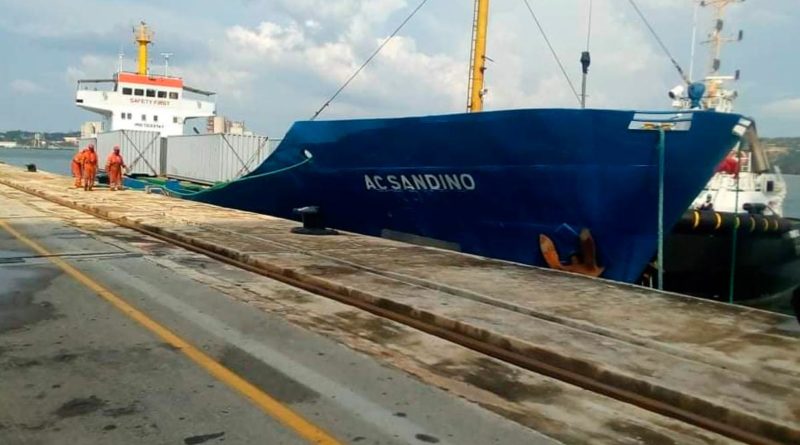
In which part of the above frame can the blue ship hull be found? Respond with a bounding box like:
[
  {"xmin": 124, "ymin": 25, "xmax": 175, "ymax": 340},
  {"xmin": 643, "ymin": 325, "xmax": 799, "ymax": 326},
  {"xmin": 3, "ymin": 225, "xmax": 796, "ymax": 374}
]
[{"xmin": 186, "ymin": 108, "xmax": 744, "ymax": 283}]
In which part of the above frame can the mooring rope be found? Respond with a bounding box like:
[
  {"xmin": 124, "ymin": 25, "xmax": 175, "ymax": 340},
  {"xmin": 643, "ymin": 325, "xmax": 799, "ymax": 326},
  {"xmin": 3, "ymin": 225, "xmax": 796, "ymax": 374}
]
[{"xmin": 163, "ymin": 157, "xmax": 312, "ymax": 198}]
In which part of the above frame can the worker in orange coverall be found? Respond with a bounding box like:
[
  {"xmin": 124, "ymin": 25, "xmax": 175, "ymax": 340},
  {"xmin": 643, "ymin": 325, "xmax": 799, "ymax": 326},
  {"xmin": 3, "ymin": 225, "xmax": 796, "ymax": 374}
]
[
  {"xmin": 105, "ymin": 145, "xmax": 126, "ymax": 191},
  {"xmin": 82, "ymin": 145, "xmax": 99, "ymax": 191},
  {"xmin": 71, "ymin": 145, "xmax": 89, "ymax": 188}
]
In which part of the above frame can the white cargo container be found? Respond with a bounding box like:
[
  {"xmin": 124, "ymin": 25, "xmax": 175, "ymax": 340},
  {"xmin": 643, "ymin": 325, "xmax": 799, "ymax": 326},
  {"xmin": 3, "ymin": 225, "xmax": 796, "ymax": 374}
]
[
  {"xmin": 95, "ymin": 130, "xmax": 162, "ymax": 176},
  {"xmin": 165, "ymin": 134, "xmax": 270, "ymax": 184}
]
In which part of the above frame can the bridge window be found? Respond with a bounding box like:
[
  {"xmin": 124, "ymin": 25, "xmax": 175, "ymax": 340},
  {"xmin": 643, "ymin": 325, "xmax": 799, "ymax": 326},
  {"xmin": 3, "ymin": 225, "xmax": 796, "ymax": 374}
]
[
  {"xmin": 153, "ymin": 115, "xmax": 159, "ymax": 123},
  {"xmin": 141, "ymin": 114, "xmax": 146, "ymax": 122},
  {"xmin": 122, "ymin": 87, "xmax": 132, "ymax": 95},
  {"xmin": 169, "ymin": 92, "xmax": 179, "ymax": 99},
  {"xmin": 127, "ymin": 112, "xmax": 132, "ymax": 119},
  {"xmin": 146, "ymin": 89, "xmax": 156, "ymax": 97},
  {"xmin": 134, "ymin": 89, "xmax": 144, "ymax": 96},
  {"xmin": 157, "ymin": 91, "xmax": 167, "ymax": 98},
  {"xmin": 173, "ymin": 117, "xmax": 179, "ymax": 123}
]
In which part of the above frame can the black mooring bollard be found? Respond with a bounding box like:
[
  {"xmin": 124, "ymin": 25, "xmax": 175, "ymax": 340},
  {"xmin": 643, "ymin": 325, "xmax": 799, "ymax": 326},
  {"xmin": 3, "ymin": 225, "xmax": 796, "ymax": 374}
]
[
  {"xmin": 26, "ymin": 163, "xmax": 37, "ymax": 172},
  {"xmin": 291, "ymin": 206, "xmax": 338, "ymax": 235}
]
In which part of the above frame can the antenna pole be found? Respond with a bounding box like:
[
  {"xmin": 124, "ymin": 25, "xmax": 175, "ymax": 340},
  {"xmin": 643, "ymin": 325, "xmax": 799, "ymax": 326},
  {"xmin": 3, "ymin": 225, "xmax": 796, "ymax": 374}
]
[
  {"xmin": 161, "ymin": 52, "xmax": 173, "ymax": 76},
  {"xmin": 580, "ymin": 0, "xmax": 593, "ymax": 109},
  {"xmin": 688, "ymin": 0, "xmax": 700, "ymax": 81},
  {"xmin": 580, "ymin": 53, "xmax": 590, "ymax": 109},
  {"xmin": 467, "ymin": 0, "xmax": 490, "ymax": 113},
  {"xmin": 117, "ymin": 50, "xmax": 124, "ymax": 74}
]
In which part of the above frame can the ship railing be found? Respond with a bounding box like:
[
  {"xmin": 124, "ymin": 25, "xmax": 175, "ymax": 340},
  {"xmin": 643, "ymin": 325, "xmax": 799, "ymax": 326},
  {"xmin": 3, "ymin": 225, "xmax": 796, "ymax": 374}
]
[
  {"xmin": 629, "ymin": 111, "xmax": 752, "ymax": 139},
  {"xmin": 76, "ymin": 79, "xmax": 115, "ymax": 91},
  {"xmin": 628, "ymin": 111, "xmax": 694, "ymax": 132}
]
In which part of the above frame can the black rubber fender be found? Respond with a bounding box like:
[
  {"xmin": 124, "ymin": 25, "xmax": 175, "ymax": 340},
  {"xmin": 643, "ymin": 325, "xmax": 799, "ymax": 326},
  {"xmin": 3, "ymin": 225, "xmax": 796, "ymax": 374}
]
[{"xmin": 674, "ymin": 210, "xmax": 793, "ymax": 235}]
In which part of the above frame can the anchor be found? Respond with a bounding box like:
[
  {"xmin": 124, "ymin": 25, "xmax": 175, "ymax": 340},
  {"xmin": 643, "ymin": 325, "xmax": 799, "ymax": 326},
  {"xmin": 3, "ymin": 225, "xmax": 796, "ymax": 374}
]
[{"xmin": 539, "ymin": 228, "xmax": 604, "ymax": 277}]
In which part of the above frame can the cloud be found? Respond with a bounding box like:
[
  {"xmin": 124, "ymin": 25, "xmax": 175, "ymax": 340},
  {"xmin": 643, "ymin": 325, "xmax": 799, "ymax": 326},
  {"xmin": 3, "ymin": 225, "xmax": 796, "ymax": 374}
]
[
  {"xmin": 761, "ymin": 98, "xmax": 800, "ymax": 115},
  {"xmin": 10, "ymin": 79, "xmax": 45, "ymax": 94},
  {"xmin": 1, "ymin": 0, "xmax": 797, "ymax": 135},
  {"xmin": 64, "ymin": 54, "xmax": 118, "ymax": 85},
  {"xmin": 176, "ymin": 0, "xmax": 684, "ymax": 134}
]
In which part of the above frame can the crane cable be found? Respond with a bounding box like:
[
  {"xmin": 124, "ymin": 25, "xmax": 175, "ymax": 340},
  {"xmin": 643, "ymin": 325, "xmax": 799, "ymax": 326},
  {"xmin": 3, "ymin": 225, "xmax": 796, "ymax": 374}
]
[
  {"xmin": 520, "ymin": 0, "xmax": 581, "ymax": 105},
  {"xmin": 310, "ymin": 0, "xmax": 432, "ymax": 120},
  {"xmin": 626, "ymin": 0, "xmax": 691, "ymax": 85}
]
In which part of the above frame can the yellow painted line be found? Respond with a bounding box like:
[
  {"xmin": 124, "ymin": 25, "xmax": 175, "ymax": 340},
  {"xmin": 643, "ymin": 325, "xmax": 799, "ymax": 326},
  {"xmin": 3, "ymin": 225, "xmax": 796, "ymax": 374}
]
[{"xmin": 0, "ymin": 219, "xmax": 342, "ymax": 445}]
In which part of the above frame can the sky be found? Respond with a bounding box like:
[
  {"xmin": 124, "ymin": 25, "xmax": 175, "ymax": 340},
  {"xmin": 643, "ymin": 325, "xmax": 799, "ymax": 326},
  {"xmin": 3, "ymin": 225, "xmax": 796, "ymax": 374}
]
[{"xmin": 0, "ymin": 0, "xmax": 798, "ymax": 137}]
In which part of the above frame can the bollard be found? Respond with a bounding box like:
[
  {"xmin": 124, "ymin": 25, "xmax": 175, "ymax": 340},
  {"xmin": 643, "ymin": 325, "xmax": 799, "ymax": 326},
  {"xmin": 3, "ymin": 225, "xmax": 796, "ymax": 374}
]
[{"xmin": 291, "ymin": 206, "xmax": 338, "ymax": 235}]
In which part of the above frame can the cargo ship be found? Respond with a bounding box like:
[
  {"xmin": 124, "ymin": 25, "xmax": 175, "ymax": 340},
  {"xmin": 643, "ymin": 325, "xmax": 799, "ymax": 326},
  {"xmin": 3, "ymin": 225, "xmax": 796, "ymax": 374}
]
[{"xmin": 77, "ymin": 10, "xmax": 747, "ymax": 287}]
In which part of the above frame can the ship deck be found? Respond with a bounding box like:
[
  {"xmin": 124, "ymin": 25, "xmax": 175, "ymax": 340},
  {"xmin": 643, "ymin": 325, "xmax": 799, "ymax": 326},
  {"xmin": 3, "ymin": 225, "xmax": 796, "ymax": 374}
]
[{"xmin": 1, "ymin": 163, "xmax": 798, "ymax": 445}]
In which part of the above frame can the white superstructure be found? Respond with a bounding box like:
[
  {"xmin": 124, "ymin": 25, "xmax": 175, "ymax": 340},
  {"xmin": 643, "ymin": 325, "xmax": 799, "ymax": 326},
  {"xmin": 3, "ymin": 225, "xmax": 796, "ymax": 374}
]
[
  {"xmin": 672, "ymin": 0, "xmax": 786, "ymax": 216},
  {"xmin": 75, "ymin": 22, "xmax": 215, "ymax": 137}
]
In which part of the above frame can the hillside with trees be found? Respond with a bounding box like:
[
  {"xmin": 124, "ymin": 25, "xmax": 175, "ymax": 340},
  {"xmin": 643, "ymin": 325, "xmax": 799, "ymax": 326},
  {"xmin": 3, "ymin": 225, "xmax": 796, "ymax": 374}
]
[{"xmin": 762, "ymin": 137, "xmax": 800, "ymax": 175}]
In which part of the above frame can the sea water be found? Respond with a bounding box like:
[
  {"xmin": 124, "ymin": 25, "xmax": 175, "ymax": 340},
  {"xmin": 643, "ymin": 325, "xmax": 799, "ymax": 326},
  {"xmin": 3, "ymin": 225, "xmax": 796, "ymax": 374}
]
[{"xmin": 0, "ymin": 148, "xmax": 73, "ymax": 176}]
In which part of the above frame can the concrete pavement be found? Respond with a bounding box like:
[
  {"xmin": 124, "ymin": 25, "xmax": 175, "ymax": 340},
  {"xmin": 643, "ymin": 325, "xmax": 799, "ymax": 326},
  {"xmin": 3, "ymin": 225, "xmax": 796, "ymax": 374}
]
[{"xmin": 0, "ymin": 191, "xmax": 555, "ymax": 444}]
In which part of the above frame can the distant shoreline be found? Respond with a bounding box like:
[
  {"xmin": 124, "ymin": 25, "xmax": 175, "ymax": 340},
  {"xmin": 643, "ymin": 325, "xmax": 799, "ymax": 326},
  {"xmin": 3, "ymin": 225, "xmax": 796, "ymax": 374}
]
[{"xmin": 0, "ymin": 146, "xmax": 74, "ymax": 151}]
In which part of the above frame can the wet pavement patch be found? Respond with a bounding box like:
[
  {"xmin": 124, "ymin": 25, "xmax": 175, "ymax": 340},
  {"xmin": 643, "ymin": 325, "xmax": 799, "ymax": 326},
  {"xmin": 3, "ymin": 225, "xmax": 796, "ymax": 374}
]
[
  {"xmin": 415, "ymin": 433, "xmax": 440, "ymax": 443},
  {"xmin": 0, "ymin": 265, "xmax": 60, "ymax": 333},
  {"xmin": 436, "ymin": 357, "xmax": 563, "ymax": 403},
  {"xmin": 329, "ymin": 311, "xmax": 408, "ymax": 345},
  {"xmin": 184, "ymin": 431, "xmax": 225, "ymax": 444},
  {"xmin": 52, "ymin": 352, "xmax": 77, "ymax": 363},
  {"xmin": 4, "ymin": 355, "xmax": 43, "ymax": 368},
  {"xmin": 605, "ymin": 419, "xmax": 676, "ymax": 445},
  {"xmin": 158, "ymin": 342, "xmax": 182, "ymax": 352},
  {"xmin": 54, "ymin": 396, "xmax": 106, "ymax": 418},
  {"xmin": 219, "ymin": 346, "xmax": 319, "ymax": 404},
  {"xmin": 103, "ymin": 401, "xmax": 142, "ymax": 418}
]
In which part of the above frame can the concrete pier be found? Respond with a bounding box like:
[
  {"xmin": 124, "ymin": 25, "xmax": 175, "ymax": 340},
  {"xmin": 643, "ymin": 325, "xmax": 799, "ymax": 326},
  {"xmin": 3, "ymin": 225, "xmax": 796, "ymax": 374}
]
[{"xmin": 1, "ymin": 163, "xmax": 798, "ymax": 444}]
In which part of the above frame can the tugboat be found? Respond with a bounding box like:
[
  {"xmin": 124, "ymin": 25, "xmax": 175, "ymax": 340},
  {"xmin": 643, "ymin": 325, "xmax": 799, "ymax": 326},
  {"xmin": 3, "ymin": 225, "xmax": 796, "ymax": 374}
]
[{"xmin": 659, "ymin": 0, "xmax": 800, "ymax": 304}]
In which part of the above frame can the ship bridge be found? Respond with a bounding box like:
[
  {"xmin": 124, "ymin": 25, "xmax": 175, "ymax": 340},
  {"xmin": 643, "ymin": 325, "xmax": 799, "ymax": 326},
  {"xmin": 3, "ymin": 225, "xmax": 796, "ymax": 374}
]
[{"xmin": 75, "ymin": 22, "xmax": 216, "ymax": 137}]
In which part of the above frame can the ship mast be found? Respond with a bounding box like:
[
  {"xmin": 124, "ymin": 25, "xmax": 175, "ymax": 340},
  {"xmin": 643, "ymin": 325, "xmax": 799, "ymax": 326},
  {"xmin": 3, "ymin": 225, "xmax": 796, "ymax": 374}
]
[
  {"xmin": 699, "ymin": 0, "xmax": 743, "ymax": 112},
  {"xmin": 467, "ymin": 0, "xmax": 490, "ymax": 112},
  {"xmin": 704, "ymin": 0, "xmax": 741, "ymax": 76},
  {"xmin": 134, "ymin": 22, "xmax": 153, "ymax": 76}
]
